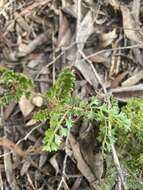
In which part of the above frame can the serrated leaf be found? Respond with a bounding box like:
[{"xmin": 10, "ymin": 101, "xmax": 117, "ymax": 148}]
[
  {"xmin": 47, "ymin": 67, "xmax": 75, "ymax": 104},
  {"xmin": 33, "ymin": 109, "xmax": 49, "ymax": 121},
  {"xmin": 66, "ymin": 116, "xmax": 73, "ymax": 128},
  {"xmin": 60, "ymin": 127, "xmax": 67, "ymax": 137}
]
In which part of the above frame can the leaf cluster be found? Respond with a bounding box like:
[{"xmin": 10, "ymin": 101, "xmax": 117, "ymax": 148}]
[
  {"xmin": 120, "ymin": 99, "xmax": 143, "ymax": 171},
  {"xmin": 0, "ymin": 67, "xmax": 32, "ymax": 105},
  {"xmin": 47, "ymin": 67, "xmax": 75, "ymax": 104},
  {"xmin": 34, "ymin": 67, "xmax": 75, "ymax": 151}
]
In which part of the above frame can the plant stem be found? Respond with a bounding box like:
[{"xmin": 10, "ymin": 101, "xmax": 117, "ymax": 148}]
[{"xmin": 79, "ymin": 49, "xmax": 127, "ymax": 189}]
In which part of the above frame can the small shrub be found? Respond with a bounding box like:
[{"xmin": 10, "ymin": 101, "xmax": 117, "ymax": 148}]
[{"xmin": 1, "ymin": 66, "xmax": 143, "ymax": 188}]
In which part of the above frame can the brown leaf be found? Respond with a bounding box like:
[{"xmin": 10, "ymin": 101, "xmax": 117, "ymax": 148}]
[
  {"xmin": 100, "ymin": 29, "xmax": 117, "ymax": 47},
  {"xmin": 19, "ymin": 95, "xmax": 34, "ymax": 117},
  {"xmin": 70, "ymin": 177, "xmax": 82, "ymax": 190},
  {"xmin": 75, "ymin": 60, "xmax": 99, "ymax": 90},
  {"xmin": 49, "ymin": 154, "xmax": 60, "ymax": 175},
  {"xmin": 110, "ymin": 84, "xmax": 143, "ymax": 101},
  {"xmin": 69, "ymin": 134, "xmax": 99, "ymax": 190},
  {"xmin": 15, "ymin": 12, "xmax": 31, "ymax": 34},
  {"xmin": 17, "ymin": 0, "xmax": 50, "ymax": 17},
  {"xmin": 0, "ymin": 0, "xmax": 5, "ymax": 8},
  {"xmin": 79, "ymin": 122, "xmax": 104, "ymax": 181},
  {"xmin": 28, "ymin": 54, "xmax": 46, "ymax": 69},
  {"xmin": 111, "ymin": 71, "xmax": 128, "ymax": 88},
  {"xmin": 76, "ymin": 11, "xmax": 94, "ymax": 51},
  {"xmin": 25, "ymin": 119, "xmax": 37, "ymax": 127},
  {"xmin": 132, "ymin": 48, "xmax": 143, "ymax": 66},
  {"xmin": 89, "ymin": 53, "xmax": 110, "ymax": 63},
  {"xmin": 107, "ymin": 0, "xmax": 120, "ymax": 10},
  {"xmin": 121, "ymin": 6, "xmax": 143, "ymax": 43},
  {"xmin": 32, "ymin": 94, "xmax": 43, "ymax": 107},
  {"xmin": 122, "ymin": 70, "xmax": 143, "ymax": 87},
  {"xmin": 21, "ymin": 159, "xmax": 31, "ymax": 176},
  {"xmin": 132, "ymin": 0, "xmax": 141, "ymax": 23},
  {"xmin": 16, "ymin": 32, "xmax": 50, "ymax": 57},
  {"xmin": 4, "ymin": 102, "xmax": 17, "ymax": 120},
  {"xmin": 62, "ymin": 1, "xmax": 77, "ymax": 18},
  {"xmin": 58, "ymin": 11, "xmax": 72, "ymax": 48}
]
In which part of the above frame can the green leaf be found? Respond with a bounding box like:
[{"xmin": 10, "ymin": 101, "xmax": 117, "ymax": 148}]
[
  {"xmin": 85, "ymin": 110, "xmax": 96, "ymax": 121},
  {"xmin": 60, "ymin": 127, "xmax": 68, "ymax": 137},
  {"xmin": 65, "ymin": 115, "xmax": 73, "ymax": 128},
  {"xmin": 47, "ymin": 67, "xmax": 75, "ymax": 104},
  {"xmin": 33, "ymin": 109, "xmax": 49, "ymax": 121},
  {"xmin": 0, "ymin": 68, "xmax": 32, "ymax": 105}
]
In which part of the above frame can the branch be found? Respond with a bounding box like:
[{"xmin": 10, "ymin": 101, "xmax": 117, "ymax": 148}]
[{"xmin": 79, "ymin": 50, "xmax": 128, "ymax": 190}]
